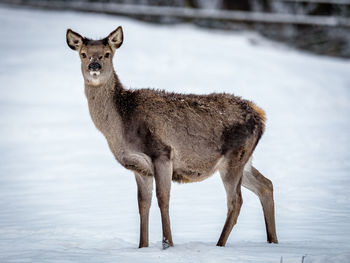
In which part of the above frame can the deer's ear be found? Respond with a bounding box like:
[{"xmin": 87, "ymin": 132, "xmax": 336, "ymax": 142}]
[
  {"xmin": 66, "ymin": 29, "xmax": 84, "ymax": 51},
  {"xmin": 108, "ymin": 26, "xmax": 123, "ymax": 52}
]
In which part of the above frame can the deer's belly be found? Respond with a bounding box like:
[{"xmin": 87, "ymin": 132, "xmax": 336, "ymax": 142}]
[{"xmin": 172, "ymin": 153, "xmax": 224, "ymax": 183}]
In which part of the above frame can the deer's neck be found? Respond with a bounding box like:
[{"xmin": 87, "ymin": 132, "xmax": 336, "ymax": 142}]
[
  {"xmin": 84, "ymin": 72, "xmax": 125, "ymax": 143},
  {"xmin": 84, "ymin": 73, "xmax": 153, "ymax": 175}
]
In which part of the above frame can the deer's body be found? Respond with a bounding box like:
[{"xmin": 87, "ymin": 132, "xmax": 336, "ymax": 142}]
[{"xmin": 67, "ymin": 27, "xmax": 278, "ymax": 249}]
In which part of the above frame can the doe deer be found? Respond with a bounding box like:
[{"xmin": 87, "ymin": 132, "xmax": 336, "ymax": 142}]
[{"xmin": 66, "ymin": 26, "xmax": 278, "ymax": 249}]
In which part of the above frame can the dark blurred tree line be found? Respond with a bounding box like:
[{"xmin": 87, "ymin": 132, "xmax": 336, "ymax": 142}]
[
  {"xmin": 19, "ymin": 0, "xmax": 350, "ymax": 57},
  {"xmin": 68, "ymin": 0, "xmax": 349, "ymax": 17}
]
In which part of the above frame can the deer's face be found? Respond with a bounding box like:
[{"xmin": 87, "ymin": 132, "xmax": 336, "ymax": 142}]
[{"xmin": 66, "ymin": 27, "xmax": 123, "ymax": 86}]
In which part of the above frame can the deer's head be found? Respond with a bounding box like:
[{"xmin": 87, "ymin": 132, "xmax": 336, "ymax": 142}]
[{"xmin": 66, "ymin": 27, "xmax": 123, "ymax": 86}]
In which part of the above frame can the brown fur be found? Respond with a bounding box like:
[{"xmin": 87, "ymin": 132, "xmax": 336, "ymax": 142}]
[
  {"xmin": 114, "ymin": 87, "xmax": 265, "ymax": 180},
  {"xmin": 66, "ymin": 27, "xmax": 278, "ymax": 248}
]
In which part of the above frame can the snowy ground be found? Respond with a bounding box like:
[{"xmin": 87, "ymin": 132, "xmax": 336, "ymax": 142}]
[{"xmin": 0, "ymin": 5, "xmax": 350, "ymax": 263}]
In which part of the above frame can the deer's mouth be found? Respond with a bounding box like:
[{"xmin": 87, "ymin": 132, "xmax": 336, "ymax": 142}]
[{"xmin": 89, "ymin": 70, "xmax": 101, "ymax": 77}]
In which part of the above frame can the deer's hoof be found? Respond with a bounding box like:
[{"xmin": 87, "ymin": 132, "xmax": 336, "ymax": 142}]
[
  {"xmin": 139, "ymin": 243, "xmax": 149, "ymax": 248},
  {"xmin": 268, "ymin": 238, "xmax": 278, "ymax": 244},
  {"xmin": 162, "ymin": 238, "xmax": 173, "ymax": 250}
]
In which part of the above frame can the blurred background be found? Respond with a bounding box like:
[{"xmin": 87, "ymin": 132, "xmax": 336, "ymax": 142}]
[{"xmin": 2, "ymin": 0, "xmax": 350, "ymax": 57}]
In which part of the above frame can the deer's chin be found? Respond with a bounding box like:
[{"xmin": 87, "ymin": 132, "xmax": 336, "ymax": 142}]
[
  {"xmin": 85, "ymin": 75, "xmax": 102, "ymax": 86},
  {"xmin": 84, "ymin": 71, "xmax": 104, "ymax": 86}
]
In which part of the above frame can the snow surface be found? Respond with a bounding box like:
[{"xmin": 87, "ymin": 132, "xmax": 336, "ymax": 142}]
[{"xmin": 0, "ymin": 5, "xmax": 350, "ymax": 263}]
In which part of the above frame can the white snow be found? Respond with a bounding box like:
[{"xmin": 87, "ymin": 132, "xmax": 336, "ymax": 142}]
[{"xmin": 0, "ymin": 5, "xmax": 350, "ymax": 263}]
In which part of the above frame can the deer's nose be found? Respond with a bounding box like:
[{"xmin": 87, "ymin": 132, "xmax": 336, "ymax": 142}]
[{"xmin": 88, "ymin": 62, "xmax": 101, "ymax": 71}]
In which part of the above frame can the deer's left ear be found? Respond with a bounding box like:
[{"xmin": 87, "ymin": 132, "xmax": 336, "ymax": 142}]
[{"xmin": 108, "ymin": 26, "xmax": 123, "ymax": 51}]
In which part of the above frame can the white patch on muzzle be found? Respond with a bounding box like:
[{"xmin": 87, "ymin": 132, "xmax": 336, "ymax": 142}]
[{"xmin": 89, "ymin": 71, "xmax": 100, "ymax": 76}]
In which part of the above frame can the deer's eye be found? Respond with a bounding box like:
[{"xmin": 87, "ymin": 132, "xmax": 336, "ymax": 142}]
[
  {"xmin": 81, "ymin": 53, "xmax": 87, "ymax": 58},
  {"xmin": 104, "ymin": 52, "xmax": 110, "ymax": 58}
]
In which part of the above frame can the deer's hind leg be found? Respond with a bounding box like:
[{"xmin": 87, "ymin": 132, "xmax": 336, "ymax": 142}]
[
  {"xmin": 217, "ymin": 163, "xmax": 244, "ymax": 247},
  {"xmin": 242, "ymin": 165, "xmax": 278, "ymax": 243},
  {"xmin": 135, "ymin": 172, "xmax": 153, "ymax": 248}
]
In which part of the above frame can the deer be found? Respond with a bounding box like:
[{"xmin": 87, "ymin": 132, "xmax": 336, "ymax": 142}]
[{"xmin": 66, "ymin": 26, "xmax": 278, "ymax": 249}]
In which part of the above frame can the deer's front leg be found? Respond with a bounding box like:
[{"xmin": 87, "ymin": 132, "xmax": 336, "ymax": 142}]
[
  {"xmin": 135, "ymin": 172, "xmax": 153, "ymax": 248},
  {"xmin": 154, "ymin": 156, "xmax": 173, "ymax": 249}
]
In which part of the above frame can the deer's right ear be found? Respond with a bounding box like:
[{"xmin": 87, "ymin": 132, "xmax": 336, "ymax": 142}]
[{"xmin": 66, "ymin": 29, "xmax": 83, "ymax": 51}]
